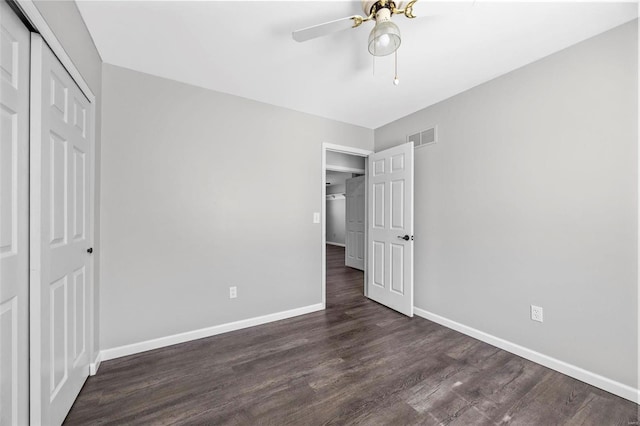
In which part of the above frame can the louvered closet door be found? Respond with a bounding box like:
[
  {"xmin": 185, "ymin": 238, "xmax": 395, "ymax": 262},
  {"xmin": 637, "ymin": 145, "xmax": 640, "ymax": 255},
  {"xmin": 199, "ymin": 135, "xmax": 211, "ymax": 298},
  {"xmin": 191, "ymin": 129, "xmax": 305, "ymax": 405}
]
[
  {"xmin": 30, "ymin": 33, "xmax": 93, "ymax": 426},
  {"xmin": 0, "ymin": 2, "xmax": 30, "ymax": 424}
]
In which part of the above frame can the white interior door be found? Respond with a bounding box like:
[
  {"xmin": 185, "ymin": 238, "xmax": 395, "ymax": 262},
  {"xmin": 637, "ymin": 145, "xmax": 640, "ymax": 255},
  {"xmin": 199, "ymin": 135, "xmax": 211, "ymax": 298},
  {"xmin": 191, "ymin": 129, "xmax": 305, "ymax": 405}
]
[
  {"xmin": 366, "ymin": 142, "xmax": 414, "ymax": 317},
  {"xmin": 30, "ymin": 33, "xmax": 93, "ymax": 426},
  {"xmin": 345, "ymin": 175, "xmax": 365, "ymax": 270},
  {"xmin": 0, "ymin": 3, "xmax": 30, "ymax": 424}
]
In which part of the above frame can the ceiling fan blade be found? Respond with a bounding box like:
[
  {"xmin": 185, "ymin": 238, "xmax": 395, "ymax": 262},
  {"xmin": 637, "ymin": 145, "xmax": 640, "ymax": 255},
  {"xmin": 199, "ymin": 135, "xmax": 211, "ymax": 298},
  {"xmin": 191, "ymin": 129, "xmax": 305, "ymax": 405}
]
[
  {"xmin": 292, "ymin": 16, "xmax": 360, "ymax": 42},
  {"xmin": 406, "ymin": 1, "xmax": 474, "ymax": 19}
]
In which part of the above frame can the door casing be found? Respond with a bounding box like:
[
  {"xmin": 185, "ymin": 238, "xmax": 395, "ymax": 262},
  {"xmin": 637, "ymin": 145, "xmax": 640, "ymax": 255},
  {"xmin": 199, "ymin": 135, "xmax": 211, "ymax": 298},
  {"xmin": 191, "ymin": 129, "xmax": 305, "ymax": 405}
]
[{"xmin": 321, "ymin": 143, "xmax": 373, "ymax": 306}]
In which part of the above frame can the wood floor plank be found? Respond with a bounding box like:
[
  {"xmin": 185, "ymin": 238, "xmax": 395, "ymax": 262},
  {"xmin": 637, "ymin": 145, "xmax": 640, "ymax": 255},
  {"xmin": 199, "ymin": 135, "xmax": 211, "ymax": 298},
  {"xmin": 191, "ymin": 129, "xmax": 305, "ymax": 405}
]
[{"xmin": 63, "ymin": 245, "xmax": 638, "ymax": 425}]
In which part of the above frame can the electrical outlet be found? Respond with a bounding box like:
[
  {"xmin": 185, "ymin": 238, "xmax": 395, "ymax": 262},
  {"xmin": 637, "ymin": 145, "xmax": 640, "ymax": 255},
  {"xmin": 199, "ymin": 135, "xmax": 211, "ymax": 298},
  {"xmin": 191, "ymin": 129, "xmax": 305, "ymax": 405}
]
[
  {"xmin": 229, "ymin": 286, "xmax": 237, "ymax": 299},
  {"xmin": 531, "ymin": 305, "xmax": 543, "ymax": 322}
]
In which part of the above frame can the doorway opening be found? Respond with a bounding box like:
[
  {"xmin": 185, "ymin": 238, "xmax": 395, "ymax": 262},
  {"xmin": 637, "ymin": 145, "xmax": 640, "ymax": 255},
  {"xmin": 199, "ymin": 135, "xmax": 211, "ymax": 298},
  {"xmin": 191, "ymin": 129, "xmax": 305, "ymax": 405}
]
[
  {"xmin": 321, "ymin": 144, "xmax": 373, "ymax": 308},
  {"xmin": 326, "ymin": 171, "xmax": 363, "ymax": 249}
]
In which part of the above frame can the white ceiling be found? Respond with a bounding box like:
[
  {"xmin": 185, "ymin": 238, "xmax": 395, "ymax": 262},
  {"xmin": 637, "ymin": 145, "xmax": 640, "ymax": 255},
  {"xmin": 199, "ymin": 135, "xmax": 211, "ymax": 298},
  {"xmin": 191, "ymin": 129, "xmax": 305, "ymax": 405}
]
[{"xmin": 77, "ymin": 1, "xmax": 638, "ymax": 129}]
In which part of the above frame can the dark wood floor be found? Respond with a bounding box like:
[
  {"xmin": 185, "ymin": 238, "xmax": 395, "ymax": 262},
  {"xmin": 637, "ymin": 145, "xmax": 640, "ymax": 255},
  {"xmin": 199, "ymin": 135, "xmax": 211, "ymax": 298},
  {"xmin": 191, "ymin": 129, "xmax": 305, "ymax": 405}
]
[{"xmin": 65, "ymin": 245, "xmax": 638, "ymax": 425}]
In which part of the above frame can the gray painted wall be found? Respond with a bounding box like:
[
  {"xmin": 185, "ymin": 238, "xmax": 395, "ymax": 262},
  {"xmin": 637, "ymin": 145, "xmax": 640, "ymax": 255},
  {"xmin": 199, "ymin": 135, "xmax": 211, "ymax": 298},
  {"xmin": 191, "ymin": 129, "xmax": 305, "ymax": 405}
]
[
  {"xmin": 375, "ymin": 20, "xmax": 638, "ymax": 388},
  {"xmin": 326, "ymin": 198, "xmax": 346, "ymax": 245},
  {"xmin": 33, "ymin": 0, "xmax": 103, "ymax": 360},
  {"xmin": 100, "ymin": 64, "xmax": 373, "ymax": 350}
]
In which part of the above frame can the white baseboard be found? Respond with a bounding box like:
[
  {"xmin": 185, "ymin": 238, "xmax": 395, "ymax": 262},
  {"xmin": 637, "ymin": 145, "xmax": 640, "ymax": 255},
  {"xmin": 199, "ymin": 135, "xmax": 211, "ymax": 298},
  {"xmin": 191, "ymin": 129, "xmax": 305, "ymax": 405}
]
[
  {"xmin": 100, "ymin": 303, "xmax": 325, "ymax": 362},
  {"xmin": 326, "ymin": 241, "xmax": 345, "ymax": 247},
  {"xmin": 413, "ymin": 307, "xmax": 639, "ymax": 404},
  {"xmin": 89, "ymin": 351, "xmax": 102, "ymax": 376}
]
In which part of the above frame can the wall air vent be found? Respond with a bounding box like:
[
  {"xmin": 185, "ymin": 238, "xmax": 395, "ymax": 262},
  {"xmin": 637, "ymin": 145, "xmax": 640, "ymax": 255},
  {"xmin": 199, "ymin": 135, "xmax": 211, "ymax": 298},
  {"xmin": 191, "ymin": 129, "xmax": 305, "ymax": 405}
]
[{"xmin": 407, "ymin": 125, "xmax": 437, "ymax": 149}]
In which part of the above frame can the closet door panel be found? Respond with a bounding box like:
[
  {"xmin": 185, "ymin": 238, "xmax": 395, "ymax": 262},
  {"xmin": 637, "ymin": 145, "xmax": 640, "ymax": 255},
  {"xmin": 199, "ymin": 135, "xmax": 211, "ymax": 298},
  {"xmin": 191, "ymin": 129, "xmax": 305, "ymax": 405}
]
[
  {"xmin": 30, "ymin": 33, "xmax": 94, "ymax": 426},
  {"xmin": 0, "ymin": 2, "xmax": 30, "ymax": 425}
]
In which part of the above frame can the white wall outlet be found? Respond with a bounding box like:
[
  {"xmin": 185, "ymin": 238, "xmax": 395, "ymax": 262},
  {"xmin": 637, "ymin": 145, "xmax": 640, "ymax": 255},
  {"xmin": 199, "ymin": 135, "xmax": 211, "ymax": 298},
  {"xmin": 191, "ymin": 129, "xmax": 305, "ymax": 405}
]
[
  {"xmin": 531, "ymin": 305, "xmax": 543, "ymax": 322},
  {"xmin": 313, "ymin": 212, "xmax": 320, "ymax": 223},
  {"xmin": 229, "ymin": 286, "xmax": 237, "ymax": 299}
]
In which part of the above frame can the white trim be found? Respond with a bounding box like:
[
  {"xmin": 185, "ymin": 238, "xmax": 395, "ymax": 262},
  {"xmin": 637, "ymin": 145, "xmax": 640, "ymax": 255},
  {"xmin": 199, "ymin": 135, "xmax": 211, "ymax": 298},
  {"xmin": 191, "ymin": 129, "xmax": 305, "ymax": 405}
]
[
  {"xmin": 322, "ymin": 146, "xmax": 327, "ymax": 308},
  {"xmin": 322, "ymin": 143, "xmax": 373, "ymax": 306},
  {"xmin": 88, "ymin": 73, "xmax": 98, "ymax": 384},
  {"xmin": 13, "ymin": 0, "xmax": 96, "ymax": 102},
  {"xmin": 89, "ymin": 352, "xmax": 101, "ymax": 376},
  {"xmin": 28, "ymin": 32, "xmax": 44, "ymax": 423},
  {"xmin": 413, "ymin": 307, "xmax": 639, "ymax": 404},
  {"xmin": 637, "ymin": 7, "xmax": 640, "ymax": 404},
  {"xmin": 324, "ymin": 143, "xmax": 372, "ymax": 157},
  {"xmin": 326, "ymin": 165, "xmax": 366, "ymax": 174},
  {"xmin": 326, "ymin": 241, "xmax": 346, "ymax": 247},
  {"xmin": 100, "ymin": 303, "xmax": 324, "ymax": 361}
]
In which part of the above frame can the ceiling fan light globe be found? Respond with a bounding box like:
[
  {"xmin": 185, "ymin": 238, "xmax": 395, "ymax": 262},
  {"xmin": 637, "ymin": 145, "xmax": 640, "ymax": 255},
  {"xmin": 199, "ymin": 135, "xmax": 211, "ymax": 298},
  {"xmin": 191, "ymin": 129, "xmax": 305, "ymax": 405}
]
[
  {"xmin": 378, "ymin": 34, "xmax": 391, "ymax": 47},
  {"xmin": 368, "ymin": 20, "xmax": 401, "ymax": 56}
]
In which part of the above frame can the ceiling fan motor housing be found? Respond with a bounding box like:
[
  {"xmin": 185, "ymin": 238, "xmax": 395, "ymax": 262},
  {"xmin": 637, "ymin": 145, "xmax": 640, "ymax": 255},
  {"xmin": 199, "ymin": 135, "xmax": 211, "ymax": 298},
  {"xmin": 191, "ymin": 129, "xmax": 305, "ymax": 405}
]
[{"xmin": 362, "ymin": 0, "xmax": 398, "ymax": 17}]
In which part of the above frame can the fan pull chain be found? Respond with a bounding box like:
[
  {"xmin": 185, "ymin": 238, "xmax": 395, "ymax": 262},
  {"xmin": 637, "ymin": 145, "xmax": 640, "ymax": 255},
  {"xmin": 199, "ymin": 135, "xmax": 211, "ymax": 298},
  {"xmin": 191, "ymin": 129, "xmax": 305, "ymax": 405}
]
[
  {"xmin": 393, "ymin": 50, "xmax": 399, "ymax": 86},
  {"xmin": 372, "ymin": 54, "xmax": 375, "ymax": 77}
]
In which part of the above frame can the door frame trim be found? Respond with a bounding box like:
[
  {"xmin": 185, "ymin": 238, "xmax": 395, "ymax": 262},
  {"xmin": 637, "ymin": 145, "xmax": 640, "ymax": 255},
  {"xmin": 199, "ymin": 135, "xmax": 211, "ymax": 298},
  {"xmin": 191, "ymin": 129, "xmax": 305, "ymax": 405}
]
[{"xmin": 322, "ymin": 143, "xmax": 373, "ymax": 307}]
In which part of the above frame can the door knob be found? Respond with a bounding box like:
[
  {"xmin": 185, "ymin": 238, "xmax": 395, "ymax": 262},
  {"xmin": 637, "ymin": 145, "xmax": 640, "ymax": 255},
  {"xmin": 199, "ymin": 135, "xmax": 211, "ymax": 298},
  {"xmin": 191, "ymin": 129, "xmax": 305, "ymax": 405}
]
[
  {"xmin": 87, "ymin": 248, "xmax": 93, "ymax": 254},
  {"xmin": 397, "ymin": 235, "xmax": 411, "ymax": 241}
]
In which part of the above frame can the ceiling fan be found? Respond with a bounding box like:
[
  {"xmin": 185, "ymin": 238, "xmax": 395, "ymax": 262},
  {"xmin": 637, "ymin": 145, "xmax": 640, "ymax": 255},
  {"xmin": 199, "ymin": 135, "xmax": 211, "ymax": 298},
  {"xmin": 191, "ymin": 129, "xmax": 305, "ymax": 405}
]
[{"xmin": 292, "ymin": 0, "xmax": 427, "ymax": 57}]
